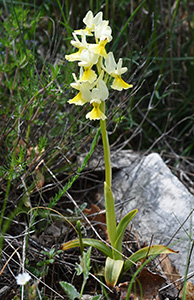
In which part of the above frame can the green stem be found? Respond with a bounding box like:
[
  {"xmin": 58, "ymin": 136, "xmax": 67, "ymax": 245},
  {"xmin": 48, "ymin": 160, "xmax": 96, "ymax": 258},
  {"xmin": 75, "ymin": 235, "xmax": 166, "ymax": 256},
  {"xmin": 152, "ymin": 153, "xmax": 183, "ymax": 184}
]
[
  {"xmin": 79, "ymin": 278, "xmax": 86, "ymax": 300},
  {"xmin": 100, "ymin": 102, "xmax": 117, "ymax": 253},
  {"xmin": 100, "ymin": 102, "xmax": 111, "ymax": 187}
]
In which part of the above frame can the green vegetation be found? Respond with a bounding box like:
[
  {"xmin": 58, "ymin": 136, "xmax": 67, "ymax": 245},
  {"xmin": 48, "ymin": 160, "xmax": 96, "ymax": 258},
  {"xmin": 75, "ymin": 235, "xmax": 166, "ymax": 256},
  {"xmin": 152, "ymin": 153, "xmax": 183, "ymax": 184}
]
[{"xmin": 0, "ymin": 0, "xmax": 193, "ymax": 299}]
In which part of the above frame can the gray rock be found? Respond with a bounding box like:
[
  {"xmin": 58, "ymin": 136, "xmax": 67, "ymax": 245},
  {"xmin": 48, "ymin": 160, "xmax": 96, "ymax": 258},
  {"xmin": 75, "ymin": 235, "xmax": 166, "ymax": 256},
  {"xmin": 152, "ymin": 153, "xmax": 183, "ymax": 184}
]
[
  {"xmin": 112, "ymin": 153, "xmax": 194, "ymax": 276},
  {"xmin": 77, "ymin": 149, "xmax": 139, "ymax": 171}
]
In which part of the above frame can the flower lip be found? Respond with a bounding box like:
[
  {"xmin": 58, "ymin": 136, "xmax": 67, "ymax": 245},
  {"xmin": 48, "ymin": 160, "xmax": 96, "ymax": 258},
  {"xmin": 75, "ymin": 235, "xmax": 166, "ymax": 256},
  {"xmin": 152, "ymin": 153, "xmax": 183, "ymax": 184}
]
[
  {"xmin": 111, "ymin": 76, "xmax": 133, "ymax": 91},
  {"xmin": 86, "ymin": 101, "xmax": 106, "ymax": 120}
]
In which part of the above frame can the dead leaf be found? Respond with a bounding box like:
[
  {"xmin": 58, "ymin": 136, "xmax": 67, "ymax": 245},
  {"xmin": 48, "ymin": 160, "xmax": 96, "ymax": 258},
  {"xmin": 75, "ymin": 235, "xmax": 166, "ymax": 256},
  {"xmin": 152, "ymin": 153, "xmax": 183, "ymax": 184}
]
[
  {"xmin": 159, "ymin": 254, "xmax": 180, "ymax": 287},
  {"xmin": 83, "ymin": 204, "xmax": 107, "ymax": 236},
  {"xmin": 28, "ymin": 145, "xmax": 45, "ymax": 190},
  {"xmin": 117, "ymin": 267, "xmax": 166, "ymax": 299},
  {"xmin": 35, "ymin": 169, "xmax": 45, "ymax": 189},
  {"xmin": 116, "ymin": 282, "xmax": 140, "ymax": 300}
]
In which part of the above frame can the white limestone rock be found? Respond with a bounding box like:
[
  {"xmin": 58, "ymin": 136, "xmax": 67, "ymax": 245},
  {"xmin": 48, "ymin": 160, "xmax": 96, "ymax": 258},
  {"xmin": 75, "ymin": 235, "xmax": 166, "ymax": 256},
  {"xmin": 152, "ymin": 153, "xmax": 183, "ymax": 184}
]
[{"xmin": 113, "ymin": 153, "xmax": 194, "ymax": 276}]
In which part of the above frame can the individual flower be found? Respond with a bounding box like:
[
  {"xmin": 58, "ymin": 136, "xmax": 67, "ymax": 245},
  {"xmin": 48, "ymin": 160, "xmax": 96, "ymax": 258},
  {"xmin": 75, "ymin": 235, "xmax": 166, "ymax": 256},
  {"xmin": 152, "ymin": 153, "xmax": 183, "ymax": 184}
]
[
  {"xmin": 89, "ymin": 40, "xmax": 108, "ymax": 58},
  {"xmin": 75, "ymin": 11, "xmax": 103, "ymax": 36},
  {"xmin": 89, "ymin": 21, "xmax": 112, "ymax": 58},
  {"xmin": 16, "ymin": 272, "xmax": 31, "ymax": 286},
  {"xmin": 68, "ymin": 73, "xmax": 92, "ymax": 105},
  {"xmin": 105, "ymin": 52, "xmax": 133, "ymax": 91},
  {"xmin": 65, "ymin": 32, "xmax": 87, "ymax": 62},
  {"xmin": 78, "ymin": 49, "xmax": 99, "ymax": 83},
  {"xmin": 86, "ymin": 79, "xmax": 108, "ymax": 120},
  {"xmin": 94, "ymin": 21, "xmax": 112, "ymax": 43}
]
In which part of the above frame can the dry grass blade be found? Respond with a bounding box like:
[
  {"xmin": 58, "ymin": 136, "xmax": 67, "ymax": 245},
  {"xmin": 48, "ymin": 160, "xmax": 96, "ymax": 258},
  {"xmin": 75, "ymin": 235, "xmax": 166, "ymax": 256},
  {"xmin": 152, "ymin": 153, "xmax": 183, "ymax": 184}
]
[{"xmin": 0, "ymin": 247, "xmax": 20, "ymax": 277}]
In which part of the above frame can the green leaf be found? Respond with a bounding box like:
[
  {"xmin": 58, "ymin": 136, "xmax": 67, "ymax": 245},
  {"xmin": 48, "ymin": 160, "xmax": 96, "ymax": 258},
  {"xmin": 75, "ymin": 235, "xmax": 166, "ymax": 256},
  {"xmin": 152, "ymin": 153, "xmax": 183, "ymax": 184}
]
[
  {"xmin": 114, "ymin": 209, "xmax": 138, "ymax": 257},
  {"xmin": 36, "ymin": 261, "xmax": 44, "ymax": 267},
  {"xmin": 105, "ymin": 257, "xmax": 124, "ymax": 288},
  {"xmin": 110, "ymin": 0, "xmax": 146, "ymax": 51},
  {"xmin": 48, "ymin": 258, "xmax": 54, "ymax": 264},
  {"xmin": 62, "ymin": 238, "xmax": 112, "ymax": 258},
  {"xmin": 75, "ymin": 247, "xmax": 92, "ymax": 279},
  {"xmin": 50, "ymin": 63, "xmax": 60, "ymax": 81},
  {"xmin": 104, "ymin": 182, "xmax": 117, "ymax": 246},
  {"xmin": 75, "ymin": 262, "xmax": 82, "ymax": 276},
  {"xmin": 124, "ymin": 245, "xmax": 178, "ymax": 272},
  {"xmin": 48, "ymin": 249, "xmax": 55, "ymax": 256},
  {"xmin": 77, "ymin": 220, "xmax": 84, "ymax": 255},
  {"xmin": 84, "ymin": 247, "xmax": 92, "ymax": 274},
  {"xmin": 59, "ymin": 281, "xmax": 80, "ymax": 300}
]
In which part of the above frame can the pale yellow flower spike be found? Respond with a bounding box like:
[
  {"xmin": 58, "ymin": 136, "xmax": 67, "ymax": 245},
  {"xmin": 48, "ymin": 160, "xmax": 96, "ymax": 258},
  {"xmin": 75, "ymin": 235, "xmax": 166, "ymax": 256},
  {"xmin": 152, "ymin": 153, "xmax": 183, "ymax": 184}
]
[
  {"xmin": 86, "ymin": 100, "xmax": 106, "ymax": 120},
  {"xmin": 111, "ymin": 76, "xmax": 133, "ymax": 91}
]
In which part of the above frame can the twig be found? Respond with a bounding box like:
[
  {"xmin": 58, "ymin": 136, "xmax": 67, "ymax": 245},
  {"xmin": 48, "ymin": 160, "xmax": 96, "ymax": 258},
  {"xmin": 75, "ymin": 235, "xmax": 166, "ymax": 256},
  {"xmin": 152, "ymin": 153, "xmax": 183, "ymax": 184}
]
[{"xmin": 159, "ymin": 270, "xmax": 194, "ymax": 293}]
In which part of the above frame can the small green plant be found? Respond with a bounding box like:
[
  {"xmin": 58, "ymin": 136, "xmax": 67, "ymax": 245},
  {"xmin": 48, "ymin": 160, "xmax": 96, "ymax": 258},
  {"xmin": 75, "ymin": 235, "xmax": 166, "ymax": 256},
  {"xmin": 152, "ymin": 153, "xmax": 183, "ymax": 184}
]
[
  {"xmin": 60, "ymin": 247, "xmax": 101, "ymax": 300},
  {"xmin": 67, "ymin": 202, "xmax": 87, "ymax": 217},
  {"xmin": 36, "ymin": 248, "xmax": 62, "ymax": 277},
  {"xmin": 26, "ymin": 247, "xmax": 62, "ymax": 281},
  {"xmin": 62, "ymin": 10, "xmax": 177, "ymax": 288}
]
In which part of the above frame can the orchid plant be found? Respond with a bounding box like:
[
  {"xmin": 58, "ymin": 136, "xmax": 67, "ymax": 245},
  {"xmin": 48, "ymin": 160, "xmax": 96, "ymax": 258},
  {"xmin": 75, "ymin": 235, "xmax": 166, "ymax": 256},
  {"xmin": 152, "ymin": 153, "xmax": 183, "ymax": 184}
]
[{"xmin": 62, "ymin": 11, "xmax": 176, "ymax": 288}]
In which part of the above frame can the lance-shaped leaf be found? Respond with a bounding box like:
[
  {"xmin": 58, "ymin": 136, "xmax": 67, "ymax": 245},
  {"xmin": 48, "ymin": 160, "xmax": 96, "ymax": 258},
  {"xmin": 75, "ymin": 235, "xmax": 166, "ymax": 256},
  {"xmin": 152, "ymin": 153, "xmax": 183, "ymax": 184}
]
[
  {"xmin": 104, "ymin": 182, "xmax": 117, "ymax": 247},
  {"xmin": 105, "ymin": 257, "xmax": 124, "ymax": 288},
  {"xmin": 124, "ymin": 245, "xmax": 178, "ymax": 272},
  {"xmin": 62, "ymin": 238, "xmax": 112, "ymax": 258},
  {"xmin": 113, "ymin": 209, "xmax": 138, "ymax": 258}
]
